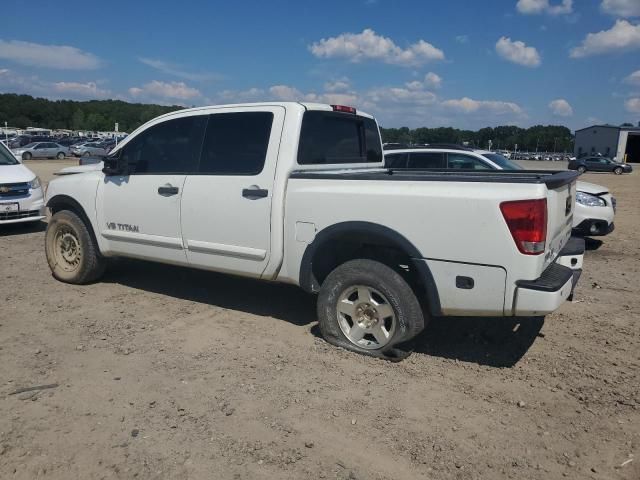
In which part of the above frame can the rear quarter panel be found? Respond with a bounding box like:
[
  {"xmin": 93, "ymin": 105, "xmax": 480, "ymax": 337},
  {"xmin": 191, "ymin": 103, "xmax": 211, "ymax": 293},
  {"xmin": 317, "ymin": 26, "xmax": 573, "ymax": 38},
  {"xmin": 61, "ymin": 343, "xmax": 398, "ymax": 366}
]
[{"xmin": 279, "ymin": 178, "xmax": 552, "ymax": 314}]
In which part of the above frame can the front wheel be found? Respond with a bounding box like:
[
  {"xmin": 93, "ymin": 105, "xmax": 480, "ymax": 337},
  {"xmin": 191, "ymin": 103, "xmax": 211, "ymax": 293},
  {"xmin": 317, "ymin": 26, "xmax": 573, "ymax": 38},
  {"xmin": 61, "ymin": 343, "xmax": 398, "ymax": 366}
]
[
  {"xmin": 57, "ymin": 152, "xmax": 65, "ymax": 159},
  {"xmin": 22, "ymin": 152, "xmax": 32, "ymax": 160},
  {"xmin": 577, "ymin": 166, "xmax": 586, "ymax": 174},
  {"xmin": 317, "ymin": 259, "xmax": 425, "ymax": 360},
  {"xmin": 82, "ymin": 151, "xmax": 91, "ymax": 157},
  {"xmin": 614, "ymin": 167, "xmax": 623, "ymax": 175},
  {"xmin": 45, "ymin": 210, "xmax": 106, "ymax": 284}
]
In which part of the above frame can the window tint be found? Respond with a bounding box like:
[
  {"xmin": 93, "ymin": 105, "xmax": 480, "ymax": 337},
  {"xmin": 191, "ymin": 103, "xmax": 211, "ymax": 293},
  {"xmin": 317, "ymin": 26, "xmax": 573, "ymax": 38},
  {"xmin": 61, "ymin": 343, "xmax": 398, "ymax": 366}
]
[
  {"xmin": 297, "ymin": 111, "xmax": 382, "ymax": 164},
  {"xmin": 447, "ymin": 153, "xmax": 491, "ymax": 170},
  {"xmin": 198, "ymin": 112, "xmax": 273, "ymax": 175},
  {"xmin": 121, "ymin": 115, "xmax": 206, "ymax": 174},
  {"xmin": 408, "ymin": 152, "xmax": 446, "ymax": 169},
  {"xmin": 384, "ymin": 153, "xmax": 408, "ymax": 168}
]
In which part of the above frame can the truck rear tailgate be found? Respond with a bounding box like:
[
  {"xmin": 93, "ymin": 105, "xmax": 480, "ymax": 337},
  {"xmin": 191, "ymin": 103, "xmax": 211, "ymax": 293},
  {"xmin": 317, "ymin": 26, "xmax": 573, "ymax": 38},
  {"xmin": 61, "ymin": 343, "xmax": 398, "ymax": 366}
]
[{"xmin": 545, "ymin": 177, "xmax": 576, "ymax": 268}]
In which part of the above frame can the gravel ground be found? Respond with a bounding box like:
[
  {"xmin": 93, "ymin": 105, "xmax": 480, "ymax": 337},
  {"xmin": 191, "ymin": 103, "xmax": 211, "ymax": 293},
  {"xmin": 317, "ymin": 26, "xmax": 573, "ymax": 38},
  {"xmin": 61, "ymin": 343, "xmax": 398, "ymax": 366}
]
[{"xmin": 0, "ymin": 159, "xmax": 638, "ymax": 480}]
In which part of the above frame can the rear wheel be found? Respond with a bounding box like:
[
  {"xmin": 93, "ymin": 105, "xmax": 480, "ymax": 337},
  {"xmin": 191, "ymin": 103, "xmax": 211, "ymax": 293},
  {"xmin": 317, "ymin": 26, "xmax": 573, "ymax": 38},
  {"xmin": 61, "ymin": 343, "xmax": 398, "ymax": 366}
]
[
  {"xmin": 614, "ymin": 166, "xmax": 623, "ymax": 175},
  {"xmin": 22, "ymin": 152, "xmax": 32, "ymax": 160},
  {"xmin": 317, "ymin": 259, "xmax": 425, "ymax": 360},
  {"xmin": 45, "ymin": 210, "xmax": 105, "ymax": 284},
  {"xmin": 577, "ymin": 165, "xmax": 586, "ymax": 173}
]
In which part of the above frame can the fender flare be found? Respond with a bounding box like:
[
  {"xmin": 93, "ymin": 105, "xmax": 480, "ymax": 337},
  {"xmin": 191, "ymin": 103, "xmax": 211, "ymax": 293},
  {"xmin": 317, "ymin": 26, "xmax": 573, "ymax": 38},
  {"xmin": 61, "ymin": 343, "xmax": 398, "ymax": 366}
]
[
  {"xmin": 299, "ymin": 221, "xmax": 441, "ymax": 316},
  {"xmin": 46, "ymin": 194, "xmax": 100, "ymax": 245}
]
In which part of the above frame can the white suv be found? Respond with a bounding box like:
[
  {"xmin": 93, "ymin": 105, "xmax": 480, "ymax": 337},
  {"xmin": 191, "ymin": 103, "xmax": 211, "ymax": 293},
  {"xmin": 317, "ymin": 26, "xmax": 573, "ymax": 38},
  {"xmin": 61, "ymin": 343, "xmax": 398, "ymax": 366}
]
[
  {"xmin": 0, "ymin": 142, "xmax": 45, "ymax": 225},
  {"xmin": 384, "ymin": 147, "xmax": 616, "ymax": 237}
]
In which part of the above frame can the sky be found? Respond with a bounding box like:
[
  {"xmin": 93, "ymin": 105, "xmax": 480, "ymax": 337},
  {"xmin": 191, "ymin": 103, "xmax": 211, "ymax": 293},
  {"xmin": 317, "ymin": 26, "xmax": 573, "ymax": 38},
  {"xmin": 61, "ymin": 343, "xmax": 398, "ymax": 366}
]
[{"xmin": 1, "ymin": 0, "xmax": 640, "ymax": 130}]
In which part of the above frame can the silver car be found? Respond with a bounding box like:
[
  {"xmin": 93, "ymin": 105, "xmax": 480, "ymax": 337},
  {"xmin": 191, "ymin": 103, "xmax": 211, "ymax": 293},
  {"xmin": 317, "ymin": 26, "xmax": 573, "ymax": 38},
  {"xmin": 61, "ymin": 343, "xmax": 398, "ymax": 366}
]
[
  {"xmin": 73, "ymin": 142, "xmax": 108, "ymax": 157},
  {"xmin": 12, "ymin": 142, "xmax": 69, "ymax": 160}
]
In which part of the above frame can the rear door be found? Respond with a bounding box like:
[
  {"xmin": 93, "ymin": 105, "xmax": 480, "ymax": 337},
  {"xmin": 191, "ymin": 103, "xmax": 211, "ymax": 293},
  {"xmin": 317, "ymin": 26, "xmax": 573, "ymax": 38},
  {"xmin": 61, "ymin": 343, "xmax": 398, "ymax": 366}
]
[{"xmin": 180, "ymin": 107, "xmax": 285, "ymax": 277}]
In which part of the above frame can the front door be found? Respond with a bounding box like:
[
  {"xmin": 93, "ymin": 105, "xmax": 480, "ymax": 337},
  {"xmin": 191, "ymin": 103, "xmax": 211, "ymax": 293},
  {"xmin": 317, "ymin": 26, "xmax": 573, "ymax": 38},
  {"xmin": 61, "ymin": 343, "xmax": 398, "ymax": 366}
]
[
  {"xmin": 181, "ymin": 107, "xmax": 285, "ymax": 277},
  {"xmin": 96, "ymin": 114, "xmax": 206, "ymax": 264}
]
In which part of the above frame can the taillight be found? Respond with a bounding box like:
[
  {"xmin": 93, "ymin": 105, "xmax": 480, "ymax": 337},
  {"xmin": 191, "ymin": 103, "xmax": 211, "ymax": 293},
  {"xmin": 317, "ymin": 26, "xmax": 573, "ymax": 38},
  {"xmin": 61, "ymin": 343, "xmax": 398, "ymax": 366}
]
[
  {"xmin": 500, "ymin": 199, "xmax": 547, "ymax": 255},
  {"xmin": 331, "ymin": 105, "xmax": 357, "ymax": 114}
]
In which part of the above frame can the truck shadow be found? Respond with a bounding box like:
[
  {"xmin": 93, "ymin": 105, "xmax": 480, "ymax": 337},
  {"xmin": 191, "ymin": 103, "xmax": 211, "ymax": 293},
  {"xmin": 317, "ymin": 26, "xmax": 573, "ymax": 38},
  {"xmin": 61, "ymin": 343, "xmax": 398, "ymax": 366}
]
[
  {"xmin": 103, "ymin": 259, "xmax": 318, "ymax": 327},
  {"xmin": 413, "ymin": 315, "xmax": 544, "ymax": 368},
  {"xmin": 104, "ymin": 259, "xmax": 543, "ymax": 367}
]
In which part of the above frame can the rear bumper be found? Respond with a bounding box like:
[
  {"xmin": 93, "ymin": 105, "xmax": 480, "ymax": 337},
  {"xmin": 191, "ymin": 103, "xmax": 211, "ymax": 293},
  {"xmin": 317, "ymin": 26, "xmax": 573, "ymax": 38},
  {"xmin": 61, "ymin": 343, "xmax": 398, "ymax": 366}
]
[{"xmin": 512, "ymin": 237, "xmax": 584, "ymax": 316}]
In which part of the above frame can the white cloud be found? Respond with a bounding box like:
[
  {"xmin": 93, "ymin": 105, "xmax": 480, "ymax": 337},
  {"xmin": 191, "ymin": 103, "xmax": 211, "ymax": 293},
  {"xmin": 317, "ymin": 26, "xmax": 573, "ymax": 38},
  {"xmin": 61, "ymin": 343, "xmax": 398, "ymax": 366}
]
[
  {"xmin": 455, "ymin": 35, "xmax": 469, "ymax": 44},
  {"xmin": 138, "ymin": 57, "xmax": 221, "ymax": 82},
  {"xmin": 548, "ymin": 98, "xmax": 574, "ymax": 116},
  {"xmin": 0, "ymin": 39, "xmax": 101, "ymax": 69},
  {"xmin": 625, "ymin": 97, "xmax": 640, "ymax": 112},
  {"xmin": 368, "ymin": 87, "xmax": 438, "ymax": 106},
  {"xmin": 423, "ymin": 72, "xmax": 442, "ymax": 89},
  {"xmin": 601, "ymin": 0, "xmax": 640, "ymax": 17},
  {"xmin": 495, "ymin": 37, "xmax": 542, "ymax": 67},
  {"xmin": 570, "ymin": 20, "xmax": 640, "ymax": 57},
  {"xmin": 324, "ymin": 79, "xmax": 351, "ymax": 92},
  {"xmin": 128, "ymin": 80, "xmax": 201, "ymax": 102},
  {"xmin": 309, "ymin": 28, "xmax": 444, "ymax": 66},
  {"xmin": 624, "ymin": 69, "xmax": 640, "ymax": 85},
  {"xmin": 516, "ymin": 0, "xmax": 573, "ymax": 15},
  {"xmin": 53, "ymin": 81, "xmax": 110, "ymax": 99},
  {"xmin": 441, "ymin": 97, "xmax": 524, "ymax": 115}
]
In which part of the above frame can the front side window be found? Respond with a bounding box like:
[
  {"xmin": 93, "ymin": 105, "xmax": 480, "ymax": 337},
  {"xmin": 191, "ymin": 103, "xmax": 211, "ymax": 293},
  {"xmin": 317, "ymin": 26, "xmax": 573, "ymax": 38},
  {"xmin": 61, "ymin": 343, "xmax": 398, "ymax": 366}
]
[
  {"xmin": 482, "ymin": 153, "xmax": 522, "ymax": 170},
  {"xmin": 447, "ymin": 153, "xmax": 491, "ymax": 170},
  {"xmin": 297, "ymin": 111, "xmax": 382, "ymax": 165},
  {"xmin": 0, "ymin": 143, "xmax": 18, "ymax": 165},
  {"xmin": 199, "ymin": 112, "xmax": 273, "ymax": 175},
  {"xmin": 120, "ymin": 115, "xmax": 206, "ymax": 174},
  {"xmin": 408, "ymin": 152, "xmax": 446, "ymax": 169}
]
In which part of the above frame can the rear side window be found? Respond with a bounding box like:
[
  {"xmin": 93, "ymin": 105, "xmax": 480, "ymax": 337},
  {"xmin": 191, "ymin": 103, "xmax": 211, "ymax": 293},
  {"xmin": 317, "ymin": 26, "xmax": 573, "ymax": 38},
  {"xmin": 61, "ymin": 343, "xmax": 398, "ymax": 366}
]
[
  {"xmin": 408, "ymin": 152, "xmax": 446, "ymax": 169},
  {"xmin": 297, "ymin": 111, "xmax": 382, "ymax": 164},
  {"xmin": 121, "ymin": 115, "xmax": 206, "ymax": 174},
  {"xmin": 199, "ymin": 112, "xmax": 273, "ymax": 175},
  {"xmin": 385, "ymin": 153, "xmax": 408, "ymax": 168}
]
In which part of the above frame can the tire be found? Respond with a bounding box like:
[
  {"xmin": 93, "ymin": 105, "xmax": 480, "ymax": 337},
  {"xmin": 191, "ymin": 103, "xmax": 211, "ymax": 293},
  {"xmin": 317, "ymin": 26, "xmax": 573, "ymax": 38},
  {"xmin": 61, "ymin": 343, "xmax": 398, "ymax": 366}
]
[
  {"xmin": 57, "ymin": 152, "xmax": 65, "ymax": 159},
  {"xmin": 83, "ymin": 151, "xmax": 91, "ymax": 157},
  {"xmin": 45, "ymin": 210, "xmax": 106, "ymax": 284},
  {"xmin": 577, "ymin": 166, "xmax": 586, "ymax": 174},
  {"xmin": 614, "ymin": 167, "xmax": 623, "ymax": 175},
  {"xmin": 22, "ymin": 152, "xmax": 32, "ymax": 160},
  {"xmin": 317, "ymin": 259, "xmax": 425, "ymax": 361}
]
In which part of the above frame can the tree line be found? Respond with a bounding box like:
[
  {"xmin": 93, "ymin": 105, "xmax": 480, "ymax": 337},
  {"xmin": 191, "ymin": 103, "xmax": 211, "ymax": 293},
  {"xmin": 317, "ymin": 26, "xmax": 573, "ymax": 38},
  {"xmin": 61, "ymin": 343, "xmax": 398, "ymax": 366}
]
[
  {"xmin": 380, "ymin": 125, "xmax": 575, "ymax": 152},
  {"xmin": 0, "ymin": 93, "xmax": 182, "ymax": 133},
  {"xmin": 0, "ymin": 93, "xmax": 575, "ymax": 151}
]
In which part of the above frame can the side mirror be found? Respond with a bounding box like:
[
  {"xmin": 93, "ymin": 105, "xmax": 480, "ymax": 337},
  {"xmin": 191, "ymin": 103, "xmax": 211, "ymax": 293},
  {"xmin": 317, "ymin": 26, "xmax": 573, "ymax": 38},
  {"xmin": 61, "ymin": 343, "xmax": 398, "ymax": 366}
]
[{"xmin": 102, "ymin": 150, "xmax": 127, "ymax": 176}]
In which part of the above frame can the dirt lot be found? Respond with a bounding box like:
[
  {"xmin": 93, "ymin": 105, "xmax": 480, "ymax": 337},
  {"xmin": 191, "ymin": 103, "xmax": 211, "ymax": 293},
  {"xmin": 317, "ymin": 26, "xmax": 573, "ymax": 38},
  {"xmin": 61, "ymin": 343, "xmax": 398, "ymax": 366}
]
[{"xmin": 1, "ymin": 160, "xmax": 638, "ymax": 479}]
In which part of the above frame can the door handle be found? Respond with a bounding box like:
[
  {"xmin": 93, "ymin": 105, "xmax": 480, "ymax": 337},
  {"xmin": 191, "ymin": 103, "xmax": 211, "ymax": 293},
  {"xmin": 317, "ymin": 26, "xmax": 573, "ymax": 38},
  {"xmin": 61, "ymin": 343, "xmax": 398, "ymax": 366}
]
[
  {"xmin": 242, "ymin": 185, "xmax": 268, "ymax": 199},
  {"xmin": 158, "ymin": 185, "xmax": 179, "ymax": 196}
]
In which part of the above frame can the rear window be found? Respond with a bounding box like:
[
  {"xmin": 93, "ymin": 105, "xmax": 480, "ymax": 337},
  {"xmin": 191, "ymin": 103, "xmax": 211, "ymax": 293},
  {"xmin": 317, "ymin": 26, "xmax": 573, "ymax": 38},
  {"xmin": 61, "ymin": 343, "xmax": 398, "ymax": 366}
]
[{"xmin": 297, "ymin": 111, "xmax": 382, "ymax": 165}]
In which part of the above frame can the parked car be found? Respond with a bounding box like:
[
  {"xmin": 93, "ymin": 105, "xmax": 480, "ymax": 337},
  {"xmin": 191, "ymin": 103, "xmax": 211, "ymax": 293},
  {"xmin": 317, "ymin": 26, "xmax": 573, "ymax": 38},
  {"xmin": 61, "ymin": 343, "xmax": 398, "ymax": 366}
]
[
  {"xmin": 0, "ymin": 142, "xmax": 45, "ymax": 225},
  {"xmin": 72, "ymin": 142, "xmax": 108, "ymax": 157},
  {"xmin": 568, "ymin": 156, "xmax": 633, "ymax": 175},
  {"xmin": 385, "ymin": 147, "xmax": 616, "ymax": 237},
  {"xmin": 12, "ymin": 142, "xmax": 69, "ymax": 160},
  {"xmin": 44, "ymin": 102, "xmax": 583, "ymax": 360}
]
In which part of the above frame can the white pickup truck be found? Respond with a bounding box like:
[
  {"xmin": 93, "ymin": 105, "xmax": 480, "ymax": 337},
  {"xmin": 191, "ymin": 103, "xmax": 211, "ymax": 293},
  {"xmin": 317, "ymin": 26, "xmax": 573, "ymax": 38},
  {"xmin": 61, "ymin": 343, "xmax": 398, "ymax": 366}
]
[{"xmin": 44, "ymin": 102, "xmax": 584, "ymax": 359}]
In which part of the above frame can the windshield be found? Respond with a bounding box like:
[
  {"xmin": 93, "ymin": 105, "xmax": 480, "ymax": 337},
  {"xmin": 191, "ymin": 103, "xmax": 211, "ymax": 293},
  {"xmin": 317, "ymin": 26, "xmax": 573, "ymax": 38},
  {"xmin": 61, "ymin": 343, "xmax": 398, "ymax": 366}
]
[
  {"xmin": 482, "ymin": 153, "xmax": 522, "ymax": 170},
  {"xmin": 0, "ymin": 143, "xmax": 19, "ymax": 165}
]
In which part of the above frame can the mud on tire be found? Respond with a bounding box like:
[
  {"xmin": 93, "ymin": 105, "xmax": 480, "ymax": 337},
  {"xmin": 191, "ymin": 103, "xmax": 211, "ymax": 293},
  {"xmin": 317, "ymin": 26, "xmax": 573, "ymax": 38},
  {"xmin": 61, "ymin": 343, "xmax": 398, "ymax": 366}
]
[{"xmin": 45, "ymin": 210, "xmax": 106, "ymax": 284}]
